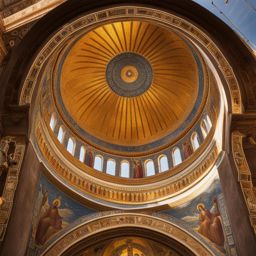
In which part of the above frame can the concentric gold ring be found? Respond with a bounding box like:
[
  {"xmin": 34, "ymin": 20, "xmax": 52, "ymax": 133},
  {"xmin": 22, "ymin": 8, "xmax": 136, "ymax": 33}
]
[
  {"xmin": 60, "ymin": 20, "xmax": 200, "ymax": 147},
  {"xmin": 121, "ymin": 65, "xmax": 139, "ymax": 83}
]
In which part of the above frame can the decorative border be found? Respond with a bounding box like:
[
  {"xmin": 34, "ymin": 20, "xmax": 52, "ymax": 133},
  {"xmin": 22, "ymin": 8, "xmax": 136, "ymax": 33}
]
[
  {"xmin": 19, "ymin": 6, "xmax": 242, "ymax": 114},
  {"xmin": 0, "ymin": 137, "xmax": 25, "ymax": 242},
  {"xmin": 40, "ymin": 213, "xmax": 217, "ymax": 256},
  {"xmin": 217, "ymin": 193, "xmax": 238, "ymax": 256},
  {"xmin": 34, "ymin": 119, "xmax": 219, "ymax": 206},
  {"xmin": 105, "ymin": 52, "xmax": 153, "ymax": 97},
  {"xmin": 232, "ymin": 131, "xmax": 256, "ymax": 234},
  {"xmin": 52, "ymin": 35, "xmax": 206, "ymax": 153}
]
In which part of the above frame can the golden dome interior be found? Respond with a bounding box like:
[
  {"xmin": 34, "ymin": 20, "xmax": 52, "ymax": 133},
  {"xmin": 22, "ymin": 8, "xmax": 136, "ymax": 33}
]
[{"xmin": 59, "ymin": 20, "xmax": 199, "ymax": 147}]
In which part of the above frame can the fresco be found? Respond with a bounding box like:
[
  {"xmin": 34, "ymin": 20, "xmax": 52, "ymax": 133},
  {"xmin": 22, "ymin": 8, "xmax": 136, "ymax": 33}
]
[
  {"xmin": 161, "ymin": 170, "xmax": 237, "ymax": 256},
  {"xmin": 28, "ymin": 174, "xmax": 95, "ymax": 254},
  {"xmin": 28, "ymin": 171, "xmax": 237, "ymax": 256}
]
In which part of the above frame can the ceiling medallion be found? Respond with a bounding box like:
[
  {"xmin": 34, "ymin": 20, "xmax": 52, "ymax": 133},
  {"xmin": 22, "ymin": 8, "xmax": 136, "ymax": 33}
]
[{"xmin": 106, "ymin": 52, "xmax": 153, "ymax": 97}]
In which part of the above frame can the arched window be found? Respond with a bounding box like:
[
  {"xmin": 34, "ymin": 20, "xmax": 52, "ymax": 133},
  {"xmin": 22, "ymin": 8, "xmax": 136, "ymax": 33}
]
[
  {"xmin": 67, "ymin": 138, "xmax": 75, "ymax": 155},
  {"xmin": 106, "ymin": 159, "xmax": 116, "ymax": 175},
  {"xmin": 172, "ymin": 147, "xmax": 182, "ymax": 166},
  {"xmin": 145, "ymin": 160, "xmax": 155, "ymax": 176},
  {"xmin": 94, "ymin": 155, "xmax": 103, "ymax": 171},
  {"xmin": 205, "ymin": 115, "xmax": 212, "ymax": 132},
  {"xmin": 79, "ymin": 146, "xmax": 86, "ymax": 162},
  {"xmin": 57, "ymin": 126, "xmax": 65, "ymax": 143},
  {"xmin": 50, "ymin": 113, "xmax": 57, "ymax": 131},
  {"xmin": 200, "ymin": 120, "xmax": 208, "ymax": 139},
  {"xmin": 158, "ymin": 155, "xmax": 169, "ymax": 172},
  {"xmin": 120, "ymin": 161, "xmax": 130, "ymax": 178},
  {"xmin": 191, "ymin": 132, "xmax": 200, "ymax": 151}
]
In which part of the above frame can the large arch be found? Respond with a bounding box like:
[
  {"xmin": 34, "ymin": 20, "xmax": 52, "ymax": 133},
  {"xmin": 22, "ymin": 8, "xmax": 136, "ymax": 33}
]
[
  {"xmin": 39, "ymin": 213, "xmax": 219, "ymax": 256},
  {"xmin": 0, "ymin": 1, "xmax": 256, "ymax": 256}
]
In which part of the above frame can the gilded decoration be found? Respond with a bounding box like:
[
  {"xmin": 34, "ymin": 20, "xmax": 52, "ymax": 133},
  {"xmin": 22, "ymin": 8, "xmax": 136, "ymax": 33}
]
[
  {"xmin": 99, "ymin": 237, "xmax": 178, "ymax": 256},
  {"xmin": 0, "ymin": 136, "xmax": 25, "ymax": 241},
  {"xmin": 33, "ymin": 119, "xmax": 219, "ymax": 206},
  {"xmin": 19, "ymin": 6, "xmax": 242, "ymax": 114},
  {"xmin": 50, "ymin": 41, "xmax": 209, "ymax": 155},
  {"xmin": 41, "ymin": 213, "xmax": 216, "ymax": 256},
  {"xmin": 58, "ymin": 20, "xmax": 200, "ymax": 148},
  {"xmin": 232, "ymin": 131, "xmax": 256, "ymax": 234},
  {"xmin": 26, "ymin": 6, "xmax": 223, "ymax": 208}
]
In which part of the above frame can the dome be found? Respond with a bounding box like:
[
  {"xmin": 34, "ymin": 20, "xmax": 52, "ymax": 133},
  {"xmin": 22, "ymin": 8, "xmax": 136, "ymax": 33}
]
[
  {"xmin": 54, "ymin": 20, "xmax": 206, "ymax": 154},
  {"xmin": 58, "ymin": 21, "xmax": 202, "ymax": 152},
  {"xmin": 30, "ymin": 8, "xmax": 221, "ymax": 207},
  {"xmin": 2, "ymin": 1, "xmax": 256, "ymax": 256}
]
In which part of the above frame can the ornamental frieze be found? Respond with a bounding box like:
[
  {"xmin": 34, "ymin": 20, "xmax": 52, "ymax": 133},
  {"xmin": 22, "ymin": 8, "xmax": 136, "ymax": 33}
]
[
  {"xmin": 41, "ymin": 213, "xmax": 216, "ymax": 256},
  {"xmin": 232, "ymin": 131, "xmax": 256, "ymax": 234},
  {"xmin": 19, "ymin": 6, "xmax": 242, "ymax": 114},
  {"xmin": 33, "ymin": 120, "xmax": 219, "ymax": 206}
]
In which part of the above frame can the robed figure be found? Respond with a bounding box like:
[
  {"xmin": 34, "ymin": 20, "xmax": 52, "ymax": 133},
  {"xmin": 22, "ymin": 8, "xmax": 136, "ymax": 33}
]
[
  {"xmin": 197, "ymin": 200, "xmax": 225, "ymax": 246},
  {"xmin": 182, "ymin": 141, "xmax": 193, "ymax": 159},
  {"xmin": 133, "ymin": 160, "xmax": 143, "ymax": 178},
  {"xmin": 35, "ymin": 198, "xmax": 62, "ymax": 245},
  {"xmin": 85, "ymin": 150, "xmax": 94, "ymax": 167}
]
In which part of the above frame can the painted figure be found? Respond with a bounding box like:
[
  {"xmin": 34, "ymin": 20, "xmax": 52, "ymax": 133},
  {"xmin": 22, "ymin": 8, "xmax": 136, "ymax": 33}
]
[
  {"xmin": 133, "ymin": 160, "xmax": 143, "ymax": 178},
  {"xmin": 182, "ymin": 141, "xmax": 193, "ymax": 159},
  {"xmin": 197, "ymin": 200, "xmax": 225, "ymax": 246},
  {"xmin": 85, "ymin": 149, "xmax": 94, "ymax": 167},
  {"xmin": 35, "ymin": 197, "xmax": 62, "ymax": 245}
]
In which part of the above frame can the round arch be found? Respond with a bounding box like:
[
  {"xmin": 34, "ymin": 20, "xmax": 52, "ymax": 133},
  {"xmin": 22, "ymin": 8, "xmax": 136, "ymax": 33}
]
[{"xmin": 40, "ymin": 213, "xmax": 219, "ymax": 256}]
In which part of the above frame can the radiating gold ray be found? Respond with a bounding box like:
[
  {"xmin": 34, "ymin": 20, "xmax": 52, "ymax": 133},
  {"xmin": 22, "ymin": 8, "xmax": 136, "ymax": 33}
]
[
  {"xmin": 143, "ymin": 27, "xmax": 161, "ymax": 54},
  {"xmin": 136, "ymin": 23, "xmax": 151, "ymax": 53},
  {"xmin": 140, "ymin": 94, "xmax": 158, "ymax": 133},
  {"xmin": 102, "ymin": 25, "xmax": 122, "ymax": 53},
  {"xmin": 80, "ymin": 48, "xmax": 110, "ymax": 61},
  {"xmin": 111, "ymin": 23, "xmax": 124, "ymax": 52},
  {"xmin": 134, "ymin": 97, "xmax": 146, "ymax": 138},
  {"xmin": 60, "ymin": 20, "xmax": 200, "ymax": 146},
  {"xmin": 137, "ymin": 96, "xmax": 153, "ymax": 136},
  {"xmin": 77, "ymin": 87, "xmax": 109, "ymax": 120},
  {"xmin": 84, "ymin": 42, "xmax": 113, "ymax": 58},
  {"xmin": 76, "ymin": 54, "xmax": 108, "ymax": 62},
  {"xmin": 144, "ymin": 90, "xmax": 169, "ymax": 128},
  {"xmin": 93, "ymin": 30, "xmax": 118, "ymax": 56},
  {"xmin": 121, "ymin": 22, "xmax": 128, "ymax": 51},
  {"xmin": 133, "ymin": 21, "xmax": 143, "ymax": 52},
  {"xmin": 88, "ymin": 91, "xmax": 113, "ymax": 125}
]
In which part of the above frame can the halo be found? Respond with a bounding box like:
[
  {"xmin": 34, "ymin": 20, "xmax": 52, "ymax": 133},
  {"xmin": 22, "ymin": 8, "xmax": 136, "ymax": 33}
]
[
  {"xmin": 52, "ymin": 198, "xmax": 61, "ymax": 207},
  {"xmin": 197, "ymin": 203, "xmax": 205, "ymax": 211}
]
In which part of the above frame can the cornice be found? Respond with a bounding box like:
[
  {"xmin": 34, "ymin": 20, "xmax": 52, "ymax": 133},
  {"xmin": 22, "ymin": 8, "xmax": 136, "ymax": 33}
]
[{"xmin": 0, "ymin": 0, "xmax": 66, "ymax": 32}]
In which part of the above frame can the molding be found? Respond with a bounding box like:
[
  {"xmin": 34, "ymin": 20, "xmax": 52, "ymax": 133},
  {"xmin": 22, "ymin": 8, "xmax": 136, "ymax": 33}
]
[
  {"xmin": 232, "ymin": 131, "xmax": 256, "ymax": 234},
  {"xmin": 0, "ymin": 136, "xmax": 25, "ymax": 242},
  {"xmin": 40, "ymin": 212, "xmax": 219, "ymax": 256},
  {"xmin": 1, "ymin": 0, "xmax": 66, "ymax": 32},
  {"xmin": 18, "ymin": 6, "xmax": 242, "ymax": 114},
  {"xmin": 33, "ymin": 118, "xmax": 219, "ymax": 207}
]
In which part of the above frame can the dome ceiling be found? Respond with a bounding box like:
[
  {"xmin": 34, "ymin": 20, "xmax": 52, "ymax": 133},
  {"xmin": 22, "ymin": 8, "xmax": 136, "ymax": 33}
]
[
  {"xmin": 56, "ymin": 20, "xmax": 203, "ymax": 151},
  {"xmin": 31, "ymin": 8, "xmax": 220, "ymax": 207}
]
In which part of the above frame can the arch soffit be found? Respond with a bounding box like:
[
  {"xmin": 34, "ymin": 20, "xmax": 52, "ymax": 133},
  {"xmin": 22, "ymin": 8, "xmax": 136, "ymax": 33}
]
[{"xmin": 40, "ymin": 213, "xmax": 219, "ymax": 256}]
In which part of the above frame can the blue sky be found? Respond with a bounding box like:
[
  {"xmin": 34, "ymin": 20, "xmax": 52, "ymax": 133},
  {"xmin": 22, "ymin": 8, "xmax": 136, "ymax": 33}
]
[{"xmin": 193, "ymin": 0, "xmax": 256, "ymax": 50}]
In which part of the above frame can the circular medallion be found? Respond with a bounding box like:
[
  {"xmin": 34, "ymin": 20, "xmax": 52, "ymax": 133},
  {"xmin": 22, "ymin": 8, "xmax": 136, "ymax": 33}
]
[
  {"xmin": 121, "ymin": 65, "xmax": 139, "ymax": 83},
  {"xmin": 106, "ymin": 52, "xmax": 153, "ymax": 97}
]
